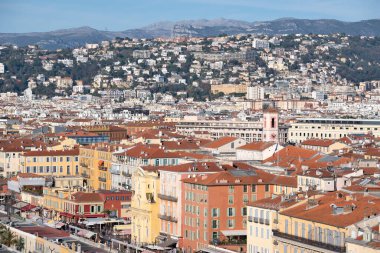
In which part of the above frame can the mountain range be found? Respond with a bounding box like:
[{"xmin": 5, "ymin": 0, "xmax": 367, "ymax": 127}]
[{"xmin": 1, "ymin": 18, "xmax": 380, "ymax": 50}]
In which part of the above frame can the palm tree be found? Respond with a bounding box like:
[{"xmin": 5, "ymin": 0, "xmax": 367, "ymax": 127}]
[
  {"xmin": 15, "ymin": 237, "xmax": 25, "ymax": 251},
  {"xmin": 0, "ymin": 227, "xmax": 18, "ymax": 247}
]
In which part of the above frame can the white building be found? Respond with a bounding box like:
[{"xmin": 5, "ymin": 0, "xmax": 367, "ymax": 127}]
[
  {"xmin": 0, "ymin": 63, "xmax": 4, "ymax": 74},
  {"xmin": 236, "ymin": 142, "xmax": 283, "ymax": 161},
  {"xmin": 247, "ymin": 85, "xmax": 265, "ymax": 100},
  {"xmin": 297, "ymin": 169, "xmax": 335, "ymax": 192},
  {"xmin": 289, "ymin": 118, "xmax": 380, "ymax": 143},
  {"xmin": 252, "ymin": 39, "xmax": 270, "ymax": 49}
]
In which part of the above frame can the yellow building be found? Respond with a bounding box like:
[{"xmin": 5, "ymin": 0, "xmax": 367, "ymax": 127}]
[
  {"xmin": 42, "ymin": 187, "xmax": 71, "ymax": 220},
  {"xmin": 273, "ymin": 192, "xmax": 380, "ymax": 253},
  {"xmin": 20, "ymin": 149, "xmax": 80, "ymax": 177},
  {"xmin": 247, "ymin": 194, "xmax": 306, "ymax": 253},
  {"xmin": 211, "ymin": 83, "xmax": 248, "ymax": 95},
  {"xmin": 79, "ymin": 143, "xmax": 122, "ymax": 191},
  {"xmin": 131, "ymin": 166, "xmax": 160, "ymax": 245}
]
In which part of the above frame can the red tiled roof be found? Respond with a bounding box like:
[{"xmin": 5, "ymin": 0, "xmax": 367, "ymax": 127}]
[
  {"xmin": 280, "ymin": 192, "xmax": 380, "ymax": 228},
  {"xmin": 301, "ymin": 139, "xmax": 337, "ymax": 147},
  {"xmin": 202, "ymin": 136, "xmax": 238, "ymax": 149},
  {"xmin": 238, "ymin": 141, "xmax": 275, "ymax": 151},
  {"xmin": 70, "ymin": 192, "xmax": 103, "ymax": 203},
  {"xmin": 182, "ymin": 168, "xmax": 275, "ymax": 186},
  {"xmin": 150, "ymin": 162, "xmax": 224, "ymax": 173},
  {"xmin": 23, "ymin": 149, "xmax": 79, "ymax": 157},
  {"xmin": 16, "ymin": 226, "xmax": 70, "ymax": 238}
]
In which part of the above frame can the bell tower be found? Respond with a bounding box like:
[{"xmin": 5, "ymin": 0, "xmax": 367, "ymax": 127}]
[{"xmin": 262, "ymin": 108, "xmax": 279, "ymax": 143}]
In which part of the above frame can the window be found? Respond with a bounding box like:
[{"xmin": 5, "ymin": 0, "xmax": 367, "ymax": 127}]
[
  {"xmin": 251, "ymin": 185, "xmax": 256, "ymax": 192},
  {"xmin": 67, "ymin": 166, "xmax": 70, "ymax": 175},
  {"xmin": 265, "ymin": 184, "xmax": 270, "ymax": 192},
  {"xmin": 212, "ymin": 220, "xmax": 219, "ymax": 229},
  {"xmin": 66, "ymin": 157, "xmax": 70, "ymax": 162},
  {"xmin": 242, "ymin": 207, "xmax": 247, "ymax": 216},
  {"xmin": 227, "ymin": 207, "xmax": 235, "ymax": 217},
  {"xmin": 228, "ymin": 195, "xmax": 234, "ymax": 204},
  {"xmin": 243, "ymin": 185, "xmax": 248, "ymax": 192},
  {"xmin": 228, "ymin": 185, "xmax": 234, "ymax": 193},
  {"xmin": 285, "ymin": 219, "xmax": 289, "ymax": 233},
  {"xmin": 211, "ymin": 208, "xmax": 219, "ymax": 217},
  {"xmin": 228, "ymin": 219, "xmax": 235, "ymax": 228}
]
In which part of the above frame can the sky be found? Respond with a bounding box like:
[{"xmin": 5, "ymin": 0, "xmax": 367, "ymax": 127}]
[{"xmin": 0, "ymin": 0, "xmax": 379, "ymax": 33}]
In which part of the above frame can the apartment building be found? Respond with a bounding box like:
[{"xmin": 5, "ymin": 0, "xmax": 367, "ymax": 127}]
[
  {"xmin": 79, "ymin": 143, "xmax": 124, "ymax": 191},
  {"xmin": 110, "ymin": 145, "xmax": 184, "ymax": 190},
  {"xmin": 157, "ymin": 162, "xmax": 224, "ymax": 246},
  {"xmin": 181, "ymin": 169, "xmax": 275, "ymax": 252},
  {"xmin": 289, "ymin": 118, "xmax": 380, "ymax": 143},
  {"xmin": 247, "ymin": 194, "xmax": 303, "ymax": 253},
  {"xmin": 43, "ymin": 187, "xmax": 106, "ymax": 222},
  {"xmin": 273, "ymin": 192, "xmax": 380, "ymax": 253},
  {"xmin": 20, "ymin": 149, "xmax": 80, "ymax": 177}
]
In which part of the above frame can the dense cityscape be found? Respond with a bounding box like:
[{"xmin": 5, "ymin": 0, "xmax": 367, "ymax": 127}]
[{"xmin": 0, "ymin": 1, "xmax": 380, "ymax": 253}]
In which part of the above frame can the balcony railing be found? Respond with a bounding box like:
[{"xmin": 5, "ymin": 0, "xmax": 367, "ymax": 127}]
[
  {"xmin": 99, "ymin": 166, "xmax": 107, "ymax": 171},
  {"xmin": 210, "ymin": 239, "xmax": 247, "ymax": 246},
  {"xmin": 122, "ymin": 171, "xmax": 132, "ymax": 177},
  {"xmin": 109, "ymin": 168, "xmax": 120, "ymax": 175},
  {"xmin": 273, "ymin": 230, "xmax": 346, "ymax": 253},
  {"xmin": 98, "ymin": 177, "xmax": 107, "ymax": 182},
  {"xmin": 248, "ymin": 216, "xmax": 253, "ymax": 222},
  {"xmin": 157, "ymin": 193, "xmax": 178, "ymax": 202},
  {"xmin": 158, "ymin": 214, "xmax": 178, "ymax": 223},
  {"xmin": 81, "ymin": 173, "xmax": 90, "ymax": 179}
]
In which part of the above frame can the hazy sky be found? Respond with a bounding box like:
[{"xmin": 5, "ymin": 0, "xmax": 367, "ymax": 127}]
[{"xmin": 0, "ymin": 0, "xmax": 379, "ymax": 33}]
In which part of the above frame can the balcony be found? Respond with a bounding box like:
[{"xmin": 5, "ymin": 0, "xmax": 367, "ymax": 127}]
[
  {"xmin": 210, "ymin": 238, "xmax": 247, "ymax": 246},
  {"xmin": 272, "ymin": 230, "xmax": 345, "ymax": 253},
  {"xmin": 158, "ymin": 214, "xmax": 178, "ymax": 223},
  {"xmin": 98, "ymin": 177, "xmax": 107, "ymax": 182},
  {"xmin": 99, "ymin": 166, "xmax": 107, "ymax": 171},
  {"xmin": 81, "ymin": 173, "xmax": 90, "ymax": 179},
  {"xmin": 157, "ymin": 193, "xmax": 178, "ymax": 202},
  {"xmin": 122, "ymin": 171, "xmax": 132, "ymax": 177},
  {"xmin": 109, "ymin": 168, "xmax": 120, "ymax": 175},
  {"xmin": 248, "ymin": 216, "xmax": 253, "ymax": 222}
]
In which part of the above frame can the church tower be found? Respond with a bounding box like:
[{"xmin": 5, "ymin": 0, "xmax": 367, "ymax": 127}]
[{"xmin": 262, "ymin": 108, "xmax": 279, "ymax": 143}]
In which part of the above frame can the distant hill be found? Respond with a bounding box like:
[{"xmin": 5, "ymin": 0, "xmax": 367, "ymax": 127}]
[{"xmin": 1, "ymin": 18, "xmax": 380, "ymax": 50}]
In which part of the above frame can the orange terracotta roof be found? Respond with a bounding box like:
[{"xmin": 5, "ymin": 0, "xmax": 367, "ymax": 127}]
[
  {"xmin": 238, "ymin": 141, "xmax": 275, "ymax": 151},
  {"xmin": 202, "ymin": 136, "xmax": 238, "ymax": 149},
  {"xmin": 301, "ymin": 139, "xmax": 337, "ymax": 147},
  {"xmin": 23, "ymin": 149, "xmax": 79, "ymax": 157},
  {"xmin": 146, "ymin": 162, "xmax": 224, "ymax": 173},
  {"xmin": 182, "ymin": 168, "xmax": 275, "ymax": 186},
  {"xmin": 280, "ymin": 192, "xmax": 380, "ymax": 228}
]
